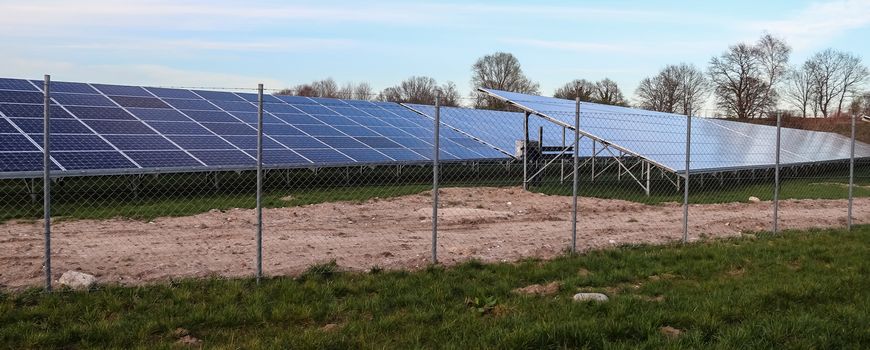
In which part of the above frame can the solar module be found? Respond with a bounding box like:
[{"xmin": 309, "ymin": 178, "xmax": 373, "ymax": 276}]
[
  {"xmin": 478, "ymin": 88, "xmax": 870, "ymax": 173},
  {"xmin": 0, "ymin": 77, "xmax": 507, "ymax": 178}
]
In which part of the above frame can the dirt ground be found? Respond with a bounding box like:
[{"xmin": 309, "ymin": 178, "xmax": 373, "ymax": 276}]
[{"xmin": 1, "ymin": 187, "xmax": 867, "ymax": 289}]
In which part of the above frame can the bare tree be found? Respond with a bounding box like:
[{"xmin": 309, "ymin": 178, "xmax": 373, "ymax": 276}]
[
  {"xmin": 806, "ymin": 49, "xmax": 846, "ymax": 117},
  {"xmin": 784, "ymin": 63, "xmax": 815, "ymax": 118},
  {"xmin": 593, "ymin": 79, "xmax": 628, "ymax": 106},
  {"xmin": 835, "ymin": 52, "xmax": 869, "ymax": 116},
  {"xmin": 436, "ymin": 81, "xmax": 461, "ymax": 107},
  {"xmin": 377, "ymin": 76, "xmax": 460, "ymax": 106},
  {"xmin": 311, "ymin": 78, "xmax": 339, "ymax": 98},
  {"xmin": 708, "ymin": 43, "xmax": 772, "ymax": 118},
  {"xmin": 353, "ymin": 82, "xmax": 373, "ymax": 100},
  {"xmin": 755, "ymin": 33, "xmax": 792, "ymax": 115},
  {"xmin": 636, "ymin": 63, "xmax": 707, "ymax": 115},
  {"xmin": 470, "ymin": 52, "xmax": 539, "ymax": 109},
  {"xmin": 553, "ymin": 79, "xmax": 596, "ymax": 101},
  {"xmin": 849, "ymin": 92, "xmax": 870, "ymax": 117}
]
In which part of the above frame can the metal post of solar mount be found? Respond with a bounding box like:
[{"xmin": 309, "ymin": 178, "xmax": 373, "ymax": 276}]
[
  {"xmin": 773, "ymin": 111, "xmax": 782, "ymax": 235},
  {"xmin": 571, "ymin": 97, "xmax": 580, "ymax": 254},
  {"xmin": 256, "ymin": 83, "xmax": 264, "ymax": 284},
  {"xmin": 681, "ymin": 107, "xmax": 692, "ymax": 243},
  {"xmin": 432, "ymin": 96, "xmax": 440, "ymax": 264},
  {"xmin": 43, "ymin": 74, "xmax": 52, "ymax": 292},
  {"xmin": 523, "ymin": 111, "xmax": 529, "ymax": 191},
  {"xmin": 848, "ymin": 112, "xmax": 856, "ymax": 230}
]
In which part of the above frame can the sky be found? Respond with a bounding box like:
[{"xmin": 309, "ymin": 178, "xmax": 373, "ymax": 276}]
[{"xmin": 1, "ymin": 0, "xmax": 869, "ymax": 113}]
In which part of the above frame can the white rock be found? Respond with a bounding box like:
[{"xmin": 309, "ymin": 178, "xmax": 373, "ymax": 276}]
[
  {"xmin": 573, "ymin": 292, "xmax": 609, "ymax": 302},
  {"xmin": 58, "ymin": 271, "xmax": 96, "ymax": 290},
  {"xmin": 748, "ymin": 196, "xmax": 760, "ymax": 203}
]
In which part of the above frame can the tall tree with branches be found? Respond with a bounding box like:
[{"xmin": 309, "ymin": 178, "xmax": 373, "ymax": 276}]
[
  {"xmin": 470, "ymin": 52, "xmax": 539, "ymax": 110},
  {"xmin": 708, "ymin": 43, "xmax": 773, "ymax": 119},
  {"xmin": 636, "ymin": 63, "xmax": 707, "ymax": 115}
]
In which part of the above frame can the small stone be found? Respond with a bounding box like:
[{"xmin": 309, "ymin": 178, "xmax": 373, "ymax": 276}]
[
  {"xmin": 176, "ymin": 335, "xmax": 202, "ymax": 346},
  {"xmin": 58, "ymin": 271, "xmax": 96, "ymax": 290},
  {"xmin": 659, "ymin": 325, "xmax": 683, "ymax": 338},
  {"xmin": 506, "ymin": 201, "xmax": 512, "ymax": 206},
  {"xmin": 512, "ymin": 281, "xmax": 561, "ymax": 296},
  {"xmin": 748, "ymin": 196, "xmax": 760, "ymax": 203},
  {"xmin": 572, "ymin": 292, "xmax": 608, "ymax": 302},
  {"xmin": 172, "ymin": 328, "xmax": 190, "ymax": 337},
  {"xmin": 320, "ymin": 323, "xmax": 339, "ymax": 332}
]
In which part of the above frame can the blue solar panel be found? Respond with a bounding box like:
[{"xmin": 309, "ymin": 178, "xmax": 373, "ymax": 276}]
[
  {"xmin": 202, "ymin": 122, "xmax": 255, "ymax": 136},
  {"xmin": 0, "ymin": 90, "xmax": 45, "ymax": 104},
  {"xmin": 52, "ymin": 151, "xmax": 136, "ymax": 170},
  {"xmin": 66, "ymin": 106, "xmax": 135, "ymax": 120},
  {"xmin": 211, "ymin": 100, "xmax": 257, "ymax": 112},
  {"xmin": 183, "ymin": 110, "xmax": 239, "ymax": 123},
  {"xmin": 163, "ymin": 98, "xmax": 219, "ymax": 111},
  {"xmin": 127, "ymin": 108, "xmax": 190, "ymax": 121},
  {"xmin": 109, "ymin": 95, "xmax": 170, "ymax": 109},
  {"xmin": 478, "ymin": 88, "xmax": 870, "ymax": 172},
  {"xmin": 145, "ymin": 87, "xmax": 200, "ymax": 99},
  {"xmin": 31, "ymin": 134, "xmax": 114, "ymax": 151},
  {"xmin": 0, "ymin": 78, "xmax": 514, "ymax": 176},
  {"xmin": 191, "ymin": 90, "xmax": 245, "ymax": 102},
  {"xmin": 103, "ymin": 135, "xmax": 180, "ymax": 151},
  {"xmin": 0, "ymin": 134, "xmax": 38, "ymax": 151},
  {"xmin": 52, "ymin": 93, "xmax": 115, "ymax": 107},
  {"xmin": 166, "ymin": 135, "xmax": 236, "ymax": 150},
  {"xmin": 41, "ymin": 81, "xmax": 97, "ymax": 94},
  {"xmin": 0, "ymin": 78, "xmax": 38, "ymax": 91},
  {"xmin": 126, "ymin": 150, "xmax": 202, "ymax": 167},
  {"xmin": 10, "ymin": 118, "xmax": 91, "ymax": 134},
  {"xmin": 249, "ymin": 149, "xmax": 310, "ymax": 166},
  {"xmin": 0, "ymin": 152, "xmax": 45, "ymax": 171},
  {"xmin": 189, "ymin": 150, "xmax": 254, "ymax": 166},
  {"xmin": 82, "ymin": 120, "xmax": 156, "ymax": 135},
  {"xmin": 0, "ymin": 104, "xmax": 73, "ymax": 119},
  {"xmin": 92, "ymin": 84, "xmax": 152, "ymax": 97},
  {"xmin": 294, "ymin": 148, "xmax": 353, "ymax": 164}
]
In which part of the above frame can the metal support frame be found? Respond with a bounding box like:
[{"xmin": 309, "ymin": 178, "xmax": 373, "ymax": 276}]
[
  {"xmin": 432, "ymin": 96, "xmax": 440, "ymax": 264},
  {"xmin": 255, "ymin": 83, "xmax": 264, "ymax": 283},
  {"xmin": 43, "ymin": 74, "xmax": 51, "ymax": 292},
  {"xmin": 773, "ymin": 112, "xmax": 781, "ymax": 235}
]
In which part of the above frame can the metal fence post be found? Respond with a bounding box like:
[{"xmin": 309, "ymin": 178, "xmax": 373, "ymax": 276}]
[
  {"xmin": 43, "ymin": 74, "xmax": 51, "ymax": 292},
  {"xmin": 571, "ymin": 97, "xmax": 580, "ymax": 253},
  {"xmin": 561, "ymin": 126, "xmax": 566, "ymax": 184},
  {"xmin": 523, "ymin": 111, "xmax": 529, "ymax": 191},
  {"xmin": 256, "ymin": 83, "xmax": 264, "ymax": 283},
  {"xmin": 848, "ymin": 112, "xmax": 856, "ymax": 230},
  {"xmin": 432, "ymin": 96, "xmax": 440, "ymax": 264},
  {"xmin": 773, "ymin": 111, "xmax": 782, "ymax": 235},
  {"xmin": 682, "ymin": 107, "xmax": 692, "ymax": 243}
]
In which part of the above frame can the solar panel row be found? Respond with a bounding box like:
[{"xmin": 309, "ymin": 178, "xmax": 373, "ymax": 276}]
[
  {"xmin": 479, "ymin": 88, "xmax": 870, "ymax": 173},
  {"xmin": 0, "ymin": 78, "xmax": 507, "ymax": 176}
]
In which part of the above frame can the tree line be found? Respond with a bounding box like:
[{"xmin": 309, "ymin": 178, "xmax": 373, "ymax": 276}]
[{"xmin": 277, "ymin": 34, "xmax": 868, "ymax": 118}]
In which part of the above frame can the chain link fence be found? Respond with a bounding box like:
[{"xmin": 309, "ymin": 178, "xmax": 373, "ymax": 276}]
[{"xmin": 0, "ymin": 79, "xmax": 866, "ymax": 292}]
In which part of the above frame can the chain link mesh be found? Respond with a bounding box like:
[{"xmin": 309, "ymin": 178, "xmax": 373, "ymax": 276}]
[{"xmin": 1, "ymin": 88, "xmax": 866, "ymax": 291}]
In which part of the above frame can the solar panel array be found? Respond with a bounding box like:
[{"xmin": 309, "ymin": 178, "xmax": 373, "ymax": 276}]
[
  {"xmin": 479, "ymin": 88, "xmax": 870, "ymax": 173},
  {"xmin": 0, "ymin": 77, "xmax": 506, "ymax": 178},
  {"xmin": 404, "ymin": 103, "xmax": 598, "ymax": 157}
]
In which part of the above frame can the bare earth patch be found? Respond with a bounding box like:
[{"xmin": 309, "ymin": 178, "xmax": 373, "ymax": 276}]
[{"xmin": 1, "ymin": 187, "xmax": 867, "ymax": 289}]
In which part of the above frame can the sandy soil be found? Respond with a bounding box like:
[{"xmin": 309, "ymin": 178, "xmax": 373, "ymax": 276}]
[{"xmin": 1, "ymin": 187, "xmax": 866, "ymax": 289}]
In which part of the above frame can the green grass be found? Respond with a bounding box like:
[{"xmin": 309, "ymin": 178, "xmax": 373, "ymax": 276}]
[{"xmin": 2, "ymin": 226, "xmax": 869, "ymax": 348}]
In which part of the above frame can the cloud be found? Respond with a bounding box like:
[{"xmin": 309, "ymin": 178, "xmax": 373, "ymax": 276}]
[{"xmin": 746, "ymin": 0, "xmax": 870, "ymax": 50}]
